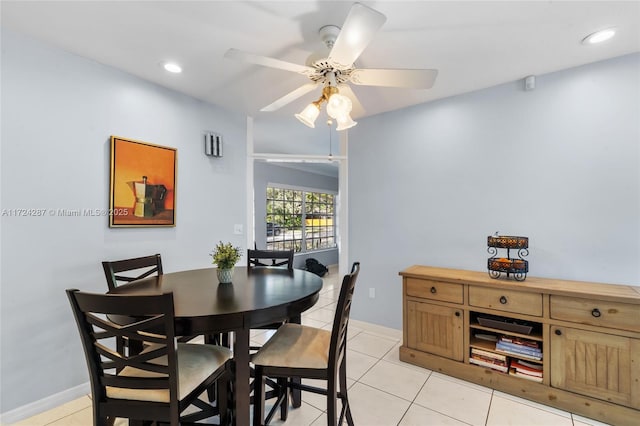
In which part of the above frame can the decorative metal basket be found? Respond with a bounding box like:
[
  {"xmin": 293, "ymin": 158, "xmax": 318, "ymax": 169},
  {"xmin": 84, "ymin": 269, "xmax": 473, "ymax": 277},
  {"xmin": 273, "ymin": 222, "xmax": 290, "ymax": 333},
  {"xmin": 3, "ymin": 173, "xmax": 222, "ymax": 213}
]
[{"xmin": 487, "ymin": 235, "xmax": 529, "ymax": 281}]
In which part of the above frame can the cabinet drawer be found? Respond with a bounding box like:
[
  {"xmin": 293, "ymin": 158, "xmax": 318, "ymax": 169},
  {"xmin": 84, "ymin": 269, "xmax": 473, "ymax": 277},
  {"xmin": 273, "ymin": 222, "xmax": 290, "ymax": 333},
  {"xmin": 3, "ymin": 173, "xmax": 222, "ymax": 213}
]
[
  {"xmin": 550, "ymin": 296, "xmax": 640, "ymax": 333},
  {"xmin": 406, "ymin": 278, "xmax": 463, "ymax": 304},
  {"xmin": 469, "ymin": 287, "xmax": 542, "ymax": 317}
]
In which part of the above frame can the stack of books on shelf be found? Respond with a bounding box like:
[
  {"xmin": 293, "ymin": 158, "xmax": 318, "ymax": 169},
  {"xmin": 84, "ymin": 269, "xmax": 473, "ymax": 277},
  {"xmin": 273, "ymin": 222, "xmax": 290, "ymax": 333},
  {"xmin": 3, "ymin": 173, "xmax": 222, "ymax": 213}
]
[
  {"xmin": 469, "ymin": 348, "xmax": 508, "ymax": 372},
  {"xmin": 509, "ymin": 360, "xmax": 543, "ymax": 383},
  {"xmin": 495, "ymin": 336, "xmax": 542, "ymax": 360}
]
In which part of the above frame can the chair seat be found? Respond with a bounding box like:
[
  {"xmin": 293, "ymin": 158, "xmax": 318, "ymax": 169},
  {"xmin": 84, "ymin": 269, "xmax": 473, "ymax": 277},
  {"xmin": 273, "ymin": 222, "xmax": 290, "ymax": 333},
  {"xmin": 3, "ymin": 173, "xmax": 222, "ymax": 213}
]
[
  {"xmin": 251, "ymin": 323, "xmax": 330, "ymax": 370},
  {"xmin": 107, "ymin": 343, "xmax": 232, "ymax": 403}
]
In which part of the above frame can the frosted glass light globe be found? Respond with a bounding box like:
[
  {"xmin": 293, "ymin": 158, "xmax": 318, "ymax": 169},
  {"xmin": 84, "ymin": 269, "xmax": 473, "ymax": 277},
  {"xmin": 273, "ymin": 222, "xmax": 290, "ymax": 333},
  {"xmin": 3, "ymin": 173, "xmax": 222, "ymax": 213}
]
[
  {"xmin": 295, "ymin": 103, "xmax": 320, "ymax": 128},
  {"xmin": 336, "ymin": 114, "xmax": 357, "ymax": 131},
  {"xmin": 326, "ymin": 94, "xmax": 352, "ymax": 119}
]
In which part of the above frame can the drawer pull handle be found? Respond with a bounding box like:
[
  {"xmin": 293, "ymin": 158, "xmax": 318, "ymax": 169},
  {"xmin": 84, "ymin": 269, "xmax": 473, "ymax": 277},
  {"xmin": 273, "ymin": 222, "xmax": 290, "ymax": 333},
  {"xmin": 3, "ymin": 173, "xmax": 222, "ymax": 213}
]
[
  {"xmin": 455, "ymin": 311, "xmax": 461, "ymax": 317},
  {"xmin": 430, "ymin": 286, "xmax": 437, "ymax": 294},
  {"xmin": 591, "ymin": 308, "xmax": 601, "ymax": 318},
  {"xmin": 499, "ymin": 296, "xmax": 508, "ymax": 304},
  {"xmin": 555, "ymin": 329, "xmax": 562, "ymax": 336}
]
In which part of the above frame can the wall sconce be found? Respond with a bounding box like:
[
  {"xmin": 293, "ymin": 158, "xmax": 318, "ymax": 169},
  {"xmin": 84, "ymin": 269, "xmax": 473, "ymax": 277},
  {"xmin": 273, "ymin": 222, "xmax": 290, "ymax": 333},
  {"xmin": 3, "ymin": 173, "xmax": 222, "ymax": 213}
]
[{"xmin": 204, "ymin": 132, "xmax": 223, "ymax": 157}]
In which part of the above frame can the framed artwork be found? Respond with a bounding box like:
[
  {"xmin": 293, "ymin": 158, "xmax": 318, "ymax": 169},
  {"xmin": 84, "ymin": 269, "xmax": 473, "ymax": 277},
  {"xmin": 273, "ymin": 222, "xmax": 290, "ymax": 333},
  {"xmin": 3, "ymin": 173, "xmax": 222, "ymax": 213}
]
[{"xmin": 109, "ymin": 136, "xmax": 177, "ymax": 227}]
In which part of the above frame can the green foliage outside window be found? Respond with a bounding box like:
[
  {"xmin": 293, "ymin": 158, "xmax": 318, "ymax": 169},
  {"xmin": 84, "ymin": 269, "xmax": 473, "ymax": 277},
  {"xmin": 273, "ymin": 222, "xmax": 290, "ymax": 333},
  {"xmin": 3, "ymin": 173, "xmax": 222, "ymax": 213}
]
[{"xmin": 266, "ymin": 187, "xmax": 336, "ymax": 252}]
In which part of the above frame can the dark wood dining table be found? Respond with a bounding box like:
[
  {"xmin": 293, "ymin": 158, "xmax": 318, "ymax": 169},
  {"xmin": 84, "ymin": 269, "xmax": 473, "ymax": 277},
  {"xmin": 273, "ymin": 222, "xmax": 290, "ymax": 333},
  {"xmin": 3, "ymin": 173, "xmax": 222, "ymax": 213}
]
[{"xmin": 109, "ymin": 266, "xmax": 324, "ymax": 425}]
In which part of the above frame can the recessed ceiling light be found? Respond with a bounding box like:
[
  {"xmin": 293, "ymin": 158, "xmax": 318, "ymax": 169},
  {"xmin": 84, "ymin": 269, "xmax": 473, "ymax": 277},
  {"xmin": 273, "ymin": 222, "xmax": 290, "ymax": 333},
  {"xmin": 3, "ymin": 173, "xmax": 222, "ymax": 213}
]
[
  {"xmin": 163, "ymin": 62, "xmax": 182, "ymax": 73},
  {"xmin": 582, "ymin": 28, "xmax": 616, "ymax": 45}
]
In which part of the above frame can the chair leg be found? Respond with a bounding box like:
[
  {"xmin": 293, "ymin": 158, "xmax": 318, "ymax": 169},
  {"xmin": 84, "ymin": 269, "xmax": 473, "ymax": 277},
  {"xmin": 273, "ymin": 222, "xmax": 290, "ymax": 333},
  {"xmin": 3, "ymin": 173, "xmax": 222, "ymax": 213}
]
[
  {"xmin": 116, "ymin": 336, "xmax": 126, "ymax": 356},
  {"xmin": 219, "ymin": 374, "xmax": 229, "ymax": 425},
  {"xmin": 207, "ymin": 382, "xmax": 217, "ymax": 403},
  {"xmin": 289, "ymin": 315, "xmax": 303, "ymax": 408},
  {"xmin": 94, "ymin": 404, "xmax": 109, "ymax": 426},
  {"xmin": 278, "ymin": 377, "xmax": 288, "ymax": 421},
  {"xmin": 253, "ymin": 366, "xmax": 266, "ymax": 426},
  {"xmin": 344, "ymin": 396, "xmax": 355, "ymax": 426},
  {"xmin": 204, "ymin": 334, "xmax": 220, "ymax": 402},
  {"xmin": 340, "ymin": 359, "xmax": 354, "ymax": 426},
  {"xmin": 327, "ymin": 376, "xmax": 337, "ymax": 426}
]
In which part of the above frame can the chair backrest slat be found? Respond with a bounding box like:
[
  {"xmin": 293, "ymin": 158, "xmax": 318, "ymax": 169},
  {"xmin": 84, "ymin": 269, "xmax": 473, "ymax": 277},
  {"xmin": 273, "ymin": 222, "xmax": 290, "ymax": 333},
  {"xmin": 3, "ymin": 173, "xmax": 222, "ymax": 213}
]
[
  {"xmin": 247, "ymin": 249, "xmax": 294, "ymax": 270},
  {"xmin": 102, "ymin": 254, "xmax": 163, "ymax": 291},
  {"xmin": 102, "ymin": 375, "xmax": 170, "ymax": 390},
  {"xmin": 328, "ymin": 262, "xmax": 360, "ymax": 372}
]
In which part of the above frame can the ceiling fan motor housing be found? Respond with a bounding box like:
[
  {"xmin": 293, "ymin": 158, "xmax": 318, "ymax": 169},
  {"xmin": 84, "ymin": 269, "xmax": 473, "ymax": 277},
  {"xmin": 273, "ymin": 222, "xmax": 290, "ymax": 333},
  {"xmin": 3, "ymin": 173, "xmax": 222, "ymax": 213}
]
[{"xmin": 306, "ymin": 25, "xmax": 353, "ymax": 85}]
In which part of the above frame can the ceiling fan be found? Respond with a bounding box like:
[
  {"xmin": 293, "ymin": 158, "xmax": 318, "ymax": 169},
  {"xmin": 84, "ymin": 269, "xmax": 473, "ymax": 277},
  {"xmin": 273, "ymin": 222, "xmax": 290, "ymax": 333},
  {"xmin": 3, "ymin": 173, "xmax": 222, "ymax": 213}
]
[{"xmin": 225, "ymin": 2, "xmax": 438, "ymax": 131}]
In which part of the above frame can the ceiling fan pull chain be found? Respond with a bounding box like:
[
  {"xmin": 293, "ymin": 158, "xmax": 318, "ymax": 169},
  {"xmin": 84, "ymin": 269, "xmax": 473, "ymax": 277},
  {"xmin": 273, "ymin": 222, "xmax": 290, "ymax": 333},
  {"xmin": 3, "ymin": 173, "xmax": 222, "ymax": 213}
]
[{"xmin": 327, "ymin": 118, "xmax": 333, "ymax": 158}]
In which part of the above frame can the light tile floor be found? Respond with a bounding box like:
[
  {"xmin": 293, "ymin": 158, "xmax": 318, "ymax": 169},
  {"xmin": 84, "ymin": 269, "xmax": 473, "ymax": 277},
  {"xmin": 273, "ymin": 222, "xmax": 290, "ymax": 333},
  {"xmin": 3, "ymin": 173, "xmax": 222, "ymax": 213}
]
[{"xmin": 13, "ymin": 267, "xmax": 613, "ymax": 426}]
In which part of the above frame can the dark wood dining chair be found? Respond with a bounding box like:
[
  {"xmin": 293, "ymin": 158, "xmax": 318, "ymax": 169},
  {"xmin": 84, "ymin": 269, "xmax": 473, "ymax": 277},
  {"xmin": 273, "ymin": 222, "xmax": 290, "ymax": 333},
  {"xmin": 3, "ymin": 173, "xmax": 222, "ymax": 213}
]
[
  {"xmin": 102, "ymin": 253, "xmax": 206, "ymax": 350},
  {"xmin": 247, "ymin": 249, "xmax": 294, "ymax": 270},
  {"xmin": 66, "ymin": 289, "xmax": 232, "ymax": 426},
  {"xmin": 247, "ymin": 249, "xmax": 295, "ymax": 336},
  {"xmin": 251, "ymin": 262, "xmax": 360, "ymax": 426},
  {"xmin": 246, "ymin": 248, "xmax": 296, "ymax": 411},
  {"xmin": 101, "ymin": 253, "xmax": 163, "ymax": 292},
  {"xmin": 102, "ymin": 254, "xmax": 167, "ymax": 356}
]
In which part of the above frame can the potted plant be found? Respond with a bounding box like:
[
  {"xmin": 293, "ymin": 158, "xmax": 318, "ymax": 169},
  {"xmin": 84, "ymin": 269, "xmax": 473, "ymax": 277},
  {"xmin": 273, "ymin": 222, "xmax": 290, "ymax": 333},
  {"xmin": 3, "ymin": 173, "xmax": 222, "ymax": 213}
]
[{"xmin": 210, "ymin": 241, "xmax": 242, "ymax": 283}]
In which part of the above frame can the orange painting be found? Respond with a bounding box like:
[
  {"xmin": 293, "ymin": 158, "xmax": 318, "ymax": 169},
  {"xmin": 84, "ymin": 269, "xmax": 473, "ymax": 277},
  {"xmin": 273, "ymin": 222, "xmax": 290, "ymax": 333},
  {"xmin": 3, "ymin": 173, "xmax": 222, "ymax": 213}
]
[{"xmin": 109, "ymin": 136, "xmax": 176, "ymax": 227}]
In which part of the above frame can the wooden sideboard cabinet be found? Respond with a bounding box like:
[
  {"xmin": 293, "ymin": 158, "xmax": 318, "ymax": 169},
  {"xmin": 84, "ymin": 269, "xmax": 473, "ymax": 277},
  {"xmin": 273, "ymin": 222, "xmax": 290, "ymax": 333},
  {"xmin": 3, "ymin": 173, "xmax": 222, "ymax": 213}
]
[{"xmin": 399, "ymin": 265, "xmax": 640, "ymax": 426}]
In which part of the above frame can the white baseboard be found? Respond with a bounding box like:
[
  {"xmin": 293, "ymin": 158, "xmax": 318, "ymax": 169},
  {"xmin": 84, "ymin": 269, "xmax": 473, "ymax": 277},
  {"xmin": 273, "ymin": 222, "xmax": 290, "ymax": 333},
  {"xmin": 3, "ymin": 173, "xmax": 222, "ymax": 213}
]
[
  {"xmin": 350, "ymin": 319, "xmax": 403, "ymax": 340},
  {"xmin": 0, "ymin": 382, "xmax": 90, "ymax": 425}
]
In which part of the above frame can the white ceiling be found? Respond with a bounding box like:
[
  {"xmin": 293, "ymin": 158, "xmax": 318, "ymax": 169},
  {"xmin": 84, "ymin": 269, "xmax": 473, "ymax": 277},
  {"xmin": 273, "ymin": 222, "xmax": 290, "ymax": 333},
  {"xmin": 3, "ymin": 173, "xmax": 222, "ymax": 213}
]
[{"xmin": 2, "ymin": 1, "xmax": 639, "ymax": 175}]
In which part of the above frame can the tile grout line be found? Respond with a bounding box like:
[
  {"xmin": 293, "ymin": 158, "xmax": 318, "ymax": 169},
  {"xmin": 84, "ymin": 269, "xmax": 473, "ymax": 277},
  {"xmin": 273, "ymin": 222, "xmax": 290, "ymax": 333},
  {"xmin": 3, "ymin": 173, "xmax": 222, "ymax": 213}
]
[
  {"xmin": 44, "ymin": 404, "xmax": 90, "ymax": 426},
  {"xmin": 484, "ymin": 391, "xmax": 495, "ymax": 426},
  {"xmin": 397, "ymin": 371, "xmax": 476, "ymax": 426}
]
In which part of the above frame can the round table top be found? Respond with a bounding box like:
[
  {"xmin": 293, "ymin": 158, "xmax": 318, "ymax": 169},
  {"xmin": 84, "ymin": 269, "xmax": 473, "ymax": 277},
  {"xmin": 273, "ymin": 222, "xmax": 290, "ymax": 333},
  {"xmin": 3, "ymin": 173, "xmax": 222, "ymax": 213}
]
[{"xmin": 110, "ymin": 266, "xmax": 324, "ymax": 332}]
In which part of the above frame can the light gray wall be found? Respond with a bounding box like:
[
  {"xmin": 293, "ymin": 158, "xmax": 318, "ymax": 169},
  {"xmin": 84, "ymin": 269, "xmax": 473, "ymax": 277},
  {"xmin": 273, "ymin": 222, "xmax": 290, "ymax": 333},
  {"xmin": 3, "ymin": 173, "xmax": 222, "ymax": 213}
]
[
  {"xmin": 348, "ymin": 53, "xmax": 640, "ymax": 329},
  {"xmin": 253, "ymin": 161, "xmax": 339, "ymax": 269},
  {"xmin": 0, "ymin": 30, "xmax": 248, "ymax": 414}
]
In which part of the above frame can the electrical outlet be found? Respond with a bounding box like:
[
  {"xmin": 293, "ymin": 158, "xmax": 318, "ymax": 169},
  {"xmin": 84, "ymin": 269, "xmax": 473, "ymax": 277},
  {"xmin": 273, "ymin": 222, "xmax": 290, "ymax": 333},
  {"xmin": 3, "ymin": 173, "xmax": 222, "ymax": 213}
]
[
  {"xmin": 369, "ymin": 288, "xmax": 375, "ymax": 299},
  {"xmin": 234, "ymin": 224, "xmax": 243, "ymax": 235}
]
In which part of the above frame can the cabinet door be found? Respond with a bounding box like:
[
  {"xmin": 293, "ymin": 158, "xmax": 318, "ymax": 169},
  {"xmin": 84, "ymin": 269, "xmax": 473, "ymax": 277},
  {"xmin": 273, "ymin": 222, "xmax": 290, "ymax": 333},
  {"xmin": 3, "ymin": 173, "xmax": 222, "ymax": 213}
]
[
  {"xmin": 550, "ymin": 326, "xmax": 640, "ymax": 409},
  {"xmin": 407, "ymin": 301, "xmax": 464, "ymax": 361}
]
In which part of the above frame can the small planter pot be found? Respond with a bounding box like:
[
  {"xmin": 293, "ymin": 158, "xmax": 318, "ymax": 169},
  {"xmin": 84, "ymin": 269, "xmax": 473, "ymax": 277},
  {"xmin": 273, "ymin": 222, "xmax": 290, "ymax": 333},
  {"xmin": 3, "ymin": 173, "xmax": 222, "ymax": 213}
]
[{"xmin": 217, "ymin": 268, "xmax": 234, "ymax": 284}]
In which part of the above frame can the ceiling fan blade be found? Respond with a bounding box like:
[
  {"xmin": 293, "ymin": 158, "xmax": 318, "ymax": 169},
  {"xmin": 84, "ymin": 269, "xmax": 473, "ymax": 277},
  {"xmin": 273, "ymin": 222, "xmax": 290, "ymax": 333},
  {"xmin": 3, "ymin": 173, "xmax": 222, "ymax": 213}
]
[
  {"xmin": 225, "ymin": 48, "xmax": 315, "ymax": 76},
  {"xmin": 337, "ymin": 85, "xmax": 366, "ymax": 118},
  {"xmin": 260, "ymin": 83, "xmax": 320, "ymax": 112},
  {"xmin": 350, "ymin": 68, "xmax": 438, "ymax": 89},
  {"xmin": 328, "ymin": 3, "xmax": 386, "ymax": 69}
]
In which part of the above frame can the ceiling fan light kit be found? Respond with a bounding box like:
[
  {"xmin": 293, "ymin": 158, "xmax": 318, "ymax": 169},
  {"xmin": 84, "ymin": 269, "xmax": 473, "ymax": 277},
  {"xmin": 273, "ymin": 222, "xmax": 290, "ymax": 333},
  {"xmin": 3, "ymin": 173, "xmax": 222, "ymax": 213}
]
[
  {"xmin": 225, "ymin": 2, "xmax": 437, "ymax": 132},
  {"xmin": 294, "ymin": 84, "xmax": 356, "ymax": 129},
  {"xmin": 294, "ymin": 88, "xmax": 356, "ymax": 131}
]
